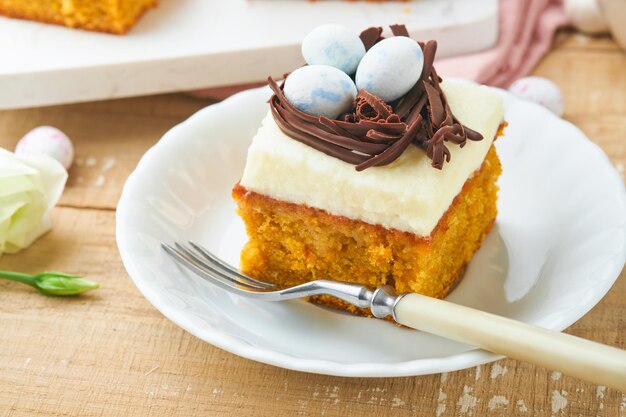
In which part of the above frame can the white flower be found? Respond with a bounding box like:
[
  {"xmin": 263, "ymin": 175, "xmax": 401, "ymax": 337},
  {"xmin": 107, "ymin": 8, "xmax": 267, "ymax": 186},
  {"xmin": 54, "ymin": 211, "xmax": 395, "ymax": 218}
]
[{"xmin": 0, "ymin": 148, "xmax": 67, "ymax": 255}]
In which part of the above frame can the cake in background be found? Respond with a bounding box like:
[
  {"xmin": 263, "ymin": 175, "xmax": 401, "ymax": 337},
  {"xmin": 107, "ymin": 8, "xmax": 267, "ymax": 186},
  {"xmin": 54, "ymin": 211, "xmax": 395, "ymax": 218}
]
[
  {"xmin": 233, "ymin": 24, "xmax": 506, "ymax": 317},
  {"xmin": 0, "ymin": 0, "xmax": 157, "ymax": 34}
]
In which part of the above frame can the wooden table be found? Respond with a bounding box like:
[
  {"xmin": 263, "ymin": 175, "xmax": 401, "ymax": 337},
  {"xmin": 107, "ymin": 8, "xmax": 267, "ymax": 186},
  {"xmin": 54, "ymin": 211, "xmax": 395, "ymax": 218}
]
[{"xmin": 0, "ymin": 31, "xmax": 624, "ymax": 417}]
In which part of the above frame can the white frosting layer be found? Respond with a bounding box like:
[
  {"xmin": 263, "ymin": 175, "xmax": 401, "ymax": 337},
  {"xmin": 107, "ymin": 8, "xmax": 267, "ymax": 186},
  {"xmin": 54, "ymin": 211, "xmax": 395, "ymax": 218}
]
[{"xmin": 240, "ymin": 80, "xmax": 504, "ymax": 237}]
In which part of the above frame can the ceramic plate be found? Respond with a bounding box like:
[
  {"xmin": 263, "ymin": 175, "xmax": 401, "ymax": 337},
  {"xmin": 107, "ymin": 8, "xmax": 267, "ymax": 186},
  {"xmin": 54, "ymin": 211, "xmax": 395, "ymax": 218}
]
[{"xmin": 116, "ymin": 85, "xmax": 626, "ymax": 377}]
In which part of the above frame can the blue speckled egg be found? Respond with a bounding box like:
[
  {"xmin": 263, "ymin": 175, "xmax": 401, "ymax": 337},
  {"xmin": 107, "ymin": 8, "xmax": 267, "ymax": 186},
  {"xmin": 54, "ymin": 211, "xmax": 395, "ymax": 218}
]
[
  {"xmin": 355, "ymin": 37, "xmax": 424, "ymax": 102},
  {"xmin": 301, "ymin": 24, "xmax": 366, "ymax": 74},
  {"xmin": 283, "ymin": 65, "xmax": 358, "ymax": 119}
]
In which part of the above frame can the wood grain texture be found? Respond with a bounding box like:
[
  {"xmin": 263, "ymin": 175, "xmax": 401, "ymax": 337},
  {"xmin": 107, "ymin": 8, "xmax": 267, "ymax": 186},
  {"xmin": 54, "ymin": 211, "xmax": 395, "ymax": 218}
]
[
  {"xmin": 0, "ymin": 31, "xmax": 624, "ymax": 417},
  {"xmin": 0, "ymin": 94, "xmax": 210, "ymax": 210}
]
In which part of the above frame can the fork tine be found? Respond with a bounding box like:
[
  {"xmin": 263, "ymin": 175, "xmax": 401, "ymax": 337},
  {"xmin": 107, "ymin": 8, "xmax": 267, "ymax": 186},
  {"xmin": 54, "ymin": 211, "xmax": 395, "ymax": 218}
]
[
  {"xmin": 164, "ymin": 243, "xmax": 265, "ymax": 290},
  {"xmin": 188, "ymin": 241, "xmax": 274, "ymax": 289},
  {"xmin": 162, "ymin": 243, "xmax": 245, "ymax": 293},
  {"xmin": 163, "ymin": 242, "xmax": 375, "ymax": 306},
  {"xmin": 174, "ymin": 242, "xmax": 269, "ymax": 290}
]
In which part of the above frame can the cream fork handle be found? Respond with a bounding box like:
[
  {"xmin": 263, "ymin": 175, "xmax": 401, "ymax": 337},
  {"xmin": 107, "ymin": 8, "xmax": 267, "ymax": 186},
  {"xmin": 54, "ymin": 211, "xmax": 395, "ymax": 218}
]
[{"xmin": 394, "ymin": 293, "xmax": 626, "ymax": 391}]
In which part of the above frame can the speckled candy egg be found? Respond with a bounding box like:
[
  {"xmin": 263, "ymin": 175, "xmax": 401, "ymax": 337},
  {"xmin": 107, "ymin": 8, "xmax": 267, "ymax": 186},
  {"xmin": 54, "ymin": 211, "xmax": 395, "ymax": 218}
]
[
  {"xmin": 509, "ymin": 76, "xmax": 564, "ymax": 117},
  {"xmin": 15, "ymin": 126, "xmax": 74, "ymax": 170},
  {"xmin": 301, "ymin": 24, "xmax": 366, "ymax": 75},
  {"xmin": 283, "ymin": 65, "xmax": 358, "ymax": 119},
  {"xmin": 355, "ymin": 36, "xmax": 423, "ymax": 103}
]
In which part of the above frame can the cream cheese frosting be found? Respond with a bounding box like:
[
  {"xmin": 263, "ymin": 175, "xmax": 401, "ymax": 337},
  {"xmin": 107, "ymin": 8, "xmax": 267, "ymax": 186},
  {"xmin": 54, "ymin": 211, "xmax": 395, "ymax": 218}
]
[{"xmin": 240, "ymin": 80, "xmax": 504, "ymax": 237}]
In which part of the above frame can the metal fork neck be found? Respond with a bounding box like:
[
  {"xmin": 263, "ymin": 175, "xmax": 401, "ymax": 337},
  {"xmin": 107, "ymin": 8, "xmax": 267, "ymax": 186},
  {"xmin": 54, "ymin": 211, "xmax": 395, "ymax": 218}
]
[
  {"xmin": 370, "ymin": 286, "xmax": 403, "ymax": 319},
  {"xmin": 305, "ymin": 281, "xmax": 402, "ymax": 319}
]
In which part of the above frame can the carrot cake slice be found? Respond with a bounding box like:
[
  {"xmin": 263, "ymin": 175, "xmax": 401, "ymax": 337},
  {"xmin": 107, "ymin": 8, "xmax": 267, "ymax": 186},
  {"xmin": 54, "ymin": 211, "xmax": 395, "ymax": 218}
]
[
  {"xmin": 233, "ymin": 24, "xmax": 505, "ymax": 316},
  {"xmin": 0, "ymin": 0, "xmax": 156, "ymax": 34}
]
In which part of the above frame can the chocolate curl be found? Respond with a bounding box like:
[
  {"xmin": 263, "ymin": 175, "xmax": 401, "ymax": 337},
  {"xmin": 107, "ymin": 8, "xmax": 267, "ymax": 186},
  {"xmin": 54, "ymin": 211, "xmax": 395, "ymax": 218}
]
[
  {"xmin": 464, "ymin": 126, "xmax": 483, "ymax": 141},
  {"xmin": 359, "ymin": 26, "xmax": 383, "ymax": 50},
  {"xmin": 443, "ymin": 124, "xmax": 466, "ymax": 145},
  {"xmin": 356, "ymin": 114, "xmax": 423, "ymax": 171},
  {"xmin": 424, "ymin": 82, "xmax": 446, "ymax": 127},
  {"xmin": 420, "ymin": 41, "xmax": 437, "ymax": 81},
  {"xmin": 365, "ymin": 130, "xmax": 403, "ymax": 142},
  {"xmin": 395, "ymin": 79, "xmax": 425, "ymax": 120},
  {"xmin": 390, "ymin": 24, "xmax": 410, "ymax": 37},
  {"xmin": 406, "ymin": 94, "xmax": 428, "ymax": 127},
  {"xmin": 426, "ymin": 125, "xmax": 455, "ymax": 169},
  {"xmin": 318, "ymin": 117, "xmax": 361, "ymax": 141},
  {"xmin": 270, "ymin": 104, "xmax": 368, "ymax": 165},
  {"xmin": 331, "ymin": 119, "xmax": 407, "ymax": 136},
  {"xmin": 355, "ymin": 89, "xmax": 394, "ymax": 121}
]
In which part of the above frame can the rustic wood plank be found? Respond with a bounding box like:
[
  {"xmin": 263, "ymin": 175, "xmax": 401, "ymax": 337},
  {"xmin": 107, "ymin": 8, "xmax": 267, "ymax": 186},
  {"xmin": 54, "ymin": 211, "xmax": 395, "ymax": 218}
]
[
  {"xmin": 532, "ymin": 46, "xmax": 626, "ymax": 119},
  {"xmin": 0, "ymin": 94, "xmax": 209, "ymax": 210},
  {"xmin": 554, "ymin": 29, "xmax": 623, "ymax": 52}
]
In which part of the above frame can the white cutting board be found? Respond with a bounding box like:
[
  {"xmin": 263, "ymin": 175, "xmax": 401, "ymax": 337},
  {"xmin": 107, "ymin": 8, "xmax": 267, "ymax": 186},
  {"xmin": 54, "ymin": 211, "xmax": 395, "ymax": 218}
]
[{"xmin": 0, "ymin": 0, "xmax": 497, "ymax": 110}]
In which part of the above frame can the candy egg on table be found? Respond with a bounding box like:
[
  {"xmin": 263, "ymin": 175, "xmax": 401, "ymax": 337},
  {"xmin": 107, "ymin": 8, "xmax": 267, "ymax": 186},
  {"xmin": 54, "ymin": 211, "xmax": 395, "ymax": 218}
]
[
  {"xmin": 283, "ymin": 65, "xmax": 358, "ymax": 119},
  {"xmin": 355, "ymin": 36, "xmax": 424, "ymax": 103},
  {"xmin": 15, "ymin": 126, "xmax": 74, "ymax": 170},
  {"xmin": 508, "ymin": 76, "xmax": 564, "ymax": 117},
  {"xmin": 301, "ymin": 24, "xmax": 366, "ymax": 75}
]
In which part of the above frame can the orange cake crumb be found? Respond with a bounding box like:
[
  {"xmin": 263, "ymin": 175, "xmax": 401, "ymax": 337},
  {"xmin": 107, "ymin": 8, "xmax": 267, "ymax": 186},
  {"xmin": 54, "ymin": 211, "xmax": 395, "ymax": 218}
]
[
  {"xmin": 0, "ymin": 0, "xmax": 157, "ymax": 34},
  {"xmin": 233, "ymin": 144, "xmax": 502, "ymax": 317}
]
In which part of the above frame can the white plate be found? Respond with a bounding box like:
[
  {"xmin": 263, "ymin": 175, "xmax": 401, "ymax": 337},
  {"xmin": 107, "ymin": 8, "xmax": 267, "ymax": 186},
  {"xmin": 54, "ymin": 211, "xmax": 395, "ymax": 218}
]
[
  {"xmin": 0, "ymin": 0, "xmax": 497, "ymax": 110},
  {"xmin": 116, "ymin": 85, "xmax": 626, "ymax": 377}
]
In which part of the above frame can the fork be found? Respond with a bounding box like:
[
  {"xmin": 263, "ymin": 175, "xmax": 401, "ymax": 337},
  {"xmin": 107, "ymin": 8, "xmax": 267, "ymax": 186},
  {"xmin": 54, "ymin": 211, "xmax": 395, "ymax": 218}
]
[{"xmin": 163, "ymin": 241, "xmax": 626, "ymax": 390}]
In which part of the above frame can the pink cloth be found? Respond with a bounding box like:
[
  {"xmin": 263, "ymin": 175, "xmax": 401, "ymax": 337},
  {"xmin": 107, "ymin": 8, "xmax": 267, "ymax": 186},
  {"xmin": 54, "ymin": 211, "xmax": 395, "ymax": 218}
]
[{"xmin": 436, "ymin": 0, "xmax": 570, "ymax": 87}]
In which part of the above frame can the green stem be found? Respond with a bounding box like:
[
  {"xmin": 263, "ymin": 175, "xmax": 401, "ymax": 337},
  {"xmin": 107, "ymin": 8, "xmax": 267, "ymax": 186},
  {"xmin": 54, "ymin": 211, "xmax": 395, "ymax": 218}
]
[{"xmin": 0, "ymin": 270, "xmax": 37, "ymax": 287}]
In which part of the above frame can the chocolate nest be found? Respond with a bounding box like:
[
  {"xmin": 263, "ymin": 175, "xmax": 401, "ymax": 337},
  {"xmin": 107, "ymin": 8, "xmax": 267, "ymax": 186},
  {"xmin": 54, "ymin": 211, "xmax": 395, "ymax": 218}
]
[{"xmin": 268, "ymin": 24, "xmax": 483, "ymax": 171}]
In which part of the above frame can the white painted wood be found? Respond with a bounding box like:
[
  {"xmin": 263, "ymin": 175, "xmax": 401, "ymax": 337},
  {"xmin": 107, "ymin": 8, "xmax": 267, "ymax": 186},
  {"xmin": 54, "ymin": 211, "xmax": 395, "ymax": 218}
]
[
  {"xmin": 0, "ymin": 0, "xmax": 497, "ymax": 109},
  {"xmin": 394, "ymin": 293, "xmax": 626, "ymax": 391}
]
